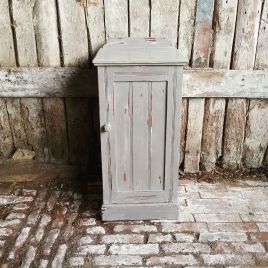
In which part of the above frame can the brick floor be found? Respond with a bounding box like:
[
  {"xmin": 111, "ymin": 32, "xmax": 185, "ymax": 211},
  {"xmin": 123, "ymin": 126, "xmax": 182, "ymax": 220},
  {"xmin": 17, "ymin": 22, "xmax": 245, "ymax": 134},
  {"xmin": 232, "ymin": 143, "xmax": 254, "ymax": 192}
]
[{"xmin": 0, "ymin": 178, "xmax": 267, "ymax": 267}]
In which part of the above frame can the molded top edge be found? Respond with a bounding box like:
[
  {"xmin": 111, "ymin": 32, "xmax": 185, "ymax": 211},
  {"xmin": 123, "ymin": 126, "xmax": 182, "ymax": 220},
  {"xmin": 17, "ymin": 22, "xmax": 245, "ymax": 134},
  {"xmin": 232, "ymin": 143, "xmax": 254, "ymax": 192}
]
[{"xmin": 93, "ymin": 38, "xmax": 188, "ymax": 66}]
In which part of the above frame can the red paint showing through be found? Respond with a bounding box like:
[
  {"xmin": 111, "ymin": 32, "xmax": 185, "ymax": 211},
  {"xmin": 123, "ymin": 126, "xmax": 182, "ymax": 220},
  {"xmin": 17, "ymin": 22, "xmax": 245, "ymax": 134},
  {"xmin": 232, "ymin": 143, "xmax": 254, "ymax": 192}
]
[{"xmin": 123, "ymin": 173, "xmax": 127, "ymax": 182}]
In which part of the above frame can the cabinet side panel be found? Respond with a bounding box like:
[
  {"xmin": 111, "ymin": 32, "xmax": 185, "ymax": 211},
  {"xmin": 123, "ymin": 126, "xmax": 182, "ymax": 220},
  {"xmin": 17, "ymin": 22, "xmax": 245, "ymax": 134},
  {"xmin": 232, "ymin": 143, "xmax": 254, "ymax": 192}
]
[{"xmin": 98, "ymin": 67, "xmax": 111, "ymax": 204}]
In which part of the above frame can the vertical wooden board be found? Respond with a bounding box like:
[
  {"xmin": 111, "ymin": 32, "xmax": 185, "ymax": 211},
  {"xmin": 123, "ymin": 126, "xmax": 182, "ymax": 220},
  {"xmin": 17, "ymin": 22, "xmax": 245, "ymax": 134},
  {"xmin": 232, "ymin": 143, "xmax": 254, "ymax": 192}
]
[
  {"xmin": 0, "ymin": 99, "xmax": 14, "ymax": 158},
  {"xmin": 43, "ymin": 98, "xmax": 69, "ymax": 164},
  {"xmin": 222, "ymin": 99, "xmax": 247, "ymax": 169},
  {"xmin": 5, "ymin": 98, "xmax": 28, "ymax": 150},
  {"xmin": 151, "ymin": 82, "xmax": 166, "ymax": 191},
  {"xmin": 179, "ymin": 98, "xmax": 188, "ymax": 166},
  {"xmin": 104, "ymin": 0, "xmax": 128, "ymax": 40},
  {"xmin": 255, "ymin": 0, "xmax": 268, "ymax": 69},
  {"xmin": 185, "ymin": 0, "xmax": 213, "ymax": 172},
  {"xmin": 20, "ymin": 98, "xmax": 49, "ymax": 162},
  {"xmin": 132, "ymin": 82, "xmax": 149, "ymax": 190},
  {"xmin": 192, "ymin": 0, "xmax": 214, "ymax": 67},
  {"xmin": 223, "ymin": 0, "xmax": 262, "ymax": 169},
  {"xmin": 245, "ymin": 1, "xmax": 268, "ymax": 169},
  {"xmin": 184, "ymin": 98, "xmax": 205, "ymax": 173},
  {"xmin": 243, "ymin": 100, "xmax": 268, "ymax": 168},
  {"xmin": 129, "ymin": 0, "xmax": 150, "ymax": 37},
  {"xmin": 113, "ymin": 82, "xmax": 132, "ymax": 191},
  {"xmin": 32, "ymin": 0, "xmax": 60, "ymax": 66},
  {"xmin": 178, "ymin": 0, "xmax": 197, "ymax": 62},
  {"xmin": 11, "ymin": 0, "xmax": 37, "ymax": 66},
  {"xmin": 150, "ymin": 0, "xmax": 180, "ymax": 47},
  {"xmin": 0, "ymin": 0, "xmax": 16, "ymax": 66},
  {"xmin": 232, "ymin": 0, "xmax": 263, "ymax": 70},
  {"xmin": 65, "ymin": 98, "xmax": 91, "ymax": 165},
  {"xmin": 85, "ymin": 0, "xmax": 106, "ymax": 56},
  {"xmin": 203, "ymin": 0, "xmax": 237, "ymax": 171},
  {"xmin": 213, "ymin": 0, "xmax": 238, "ymax": 68},
  {"xmin": 57, "ymin": 0, "xmax": 89, "ymax": 66},
  {"xmin": 201, "ymin": 98, "xmax": 225, "ymax": 171}
]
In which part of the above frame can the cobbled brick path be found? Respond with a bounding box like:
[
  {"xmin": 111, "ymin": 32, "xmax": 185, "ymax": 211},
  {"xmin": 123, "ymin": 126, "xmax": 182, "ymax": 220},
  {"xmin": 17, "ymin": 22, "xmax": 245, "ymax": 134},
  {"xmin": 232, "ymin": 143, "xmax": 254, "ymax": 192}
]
[{"xmin": 0, "ymin": 178, "xmax": 267, "ymax": 267}]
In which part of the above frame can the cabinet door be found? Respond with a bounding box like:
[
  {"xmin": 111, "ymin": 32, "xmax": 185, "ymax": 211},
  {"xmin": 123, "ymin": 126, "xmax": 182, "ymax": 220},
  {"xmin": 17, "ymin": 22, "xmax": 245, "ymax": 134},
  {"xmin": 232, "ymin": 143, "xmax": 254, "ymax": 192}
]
[{"xmin": 102, "ymin": 66, "xmax": 179, "ymax": 204}]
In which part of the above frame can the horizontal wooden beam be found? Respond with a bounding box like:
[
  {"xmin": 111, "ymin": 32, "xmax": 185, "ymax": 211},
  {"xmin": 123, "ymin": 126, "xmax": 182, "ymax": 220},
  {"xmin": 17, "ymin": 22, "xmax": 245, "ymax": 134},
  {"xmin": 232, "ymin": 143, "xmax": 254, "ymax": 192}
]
[{"xmin": 0, "ymin": 67, "xmax": 267, "ymax": 98}]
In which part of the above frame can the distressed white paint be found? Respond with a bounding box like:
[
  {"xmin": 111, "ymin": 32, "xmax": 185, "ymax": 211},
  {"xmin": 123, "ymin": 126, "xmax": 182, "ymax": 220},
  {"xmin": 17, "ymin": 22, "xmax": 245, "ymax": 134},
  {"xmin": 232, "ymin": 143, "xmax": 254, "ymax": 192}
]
[
  {"xmin": 184, "ymin": 98, "xmax": 205, "ymax": 173},
  {"xmin": 0, "ymin": 0, "xmax": 16, "ymax": 66},
  {"xmin": 85, "ymin": 0, "xmax": 106, "ymax": 56},
  {"xmin": 129, "ymin": 0, "xmax": 150, "ymax": 37},
  {"xmin": 11, "ymin": 0, "xmax": 37, "ymax": 66},
  {"xmin": 178, "ymin": 0, "xmax": 197, "ymax": 62},
  {"xmin": 243, "ymin": 100, "xmax": 268, "ymax": 168},
  {"xmin": 151, "ymin": 0, "xmax": 180, "ymax": 47},
  {"xmin": 33, "ymin": 0, "xmax": 60, "ymax": 66},
  {"xmin": 57, "ymin": 0, "xmax": 89, "ymax": 66},
  {"xmin": 255, "ymin": 0, "xmax": 268, "ymax": 69},
  {"xmin": 213, "ymin": 0, "xmax": 238, "ymax": 68},
  {"xmin": 104, "ymin": 0, "xmax": 128, "ymax": 40}
]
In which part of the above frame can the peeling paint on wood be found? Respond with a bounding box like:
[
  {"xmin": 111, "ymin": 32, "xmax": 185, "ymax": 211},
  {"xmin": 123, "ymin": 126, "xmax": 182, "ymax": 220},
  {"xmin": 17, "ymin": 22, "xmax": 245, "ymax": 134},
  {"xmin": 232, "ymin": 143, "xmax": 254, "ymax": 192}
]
[{"xmin": 192, "ymin": 0, "xmax": 214, "ymax": 67}]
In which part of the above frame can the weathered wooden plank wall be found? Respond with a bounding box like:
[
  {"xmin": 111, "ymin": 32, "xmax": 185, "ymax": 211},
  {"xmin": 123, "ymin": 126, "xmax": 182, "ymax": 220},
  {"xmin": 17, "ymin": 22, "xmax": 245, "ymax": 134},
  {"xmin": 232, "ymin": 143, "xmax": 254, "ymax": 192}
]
[{"xmin": 0, "ymin": 0, "xmax": 267, "ymax": 174}]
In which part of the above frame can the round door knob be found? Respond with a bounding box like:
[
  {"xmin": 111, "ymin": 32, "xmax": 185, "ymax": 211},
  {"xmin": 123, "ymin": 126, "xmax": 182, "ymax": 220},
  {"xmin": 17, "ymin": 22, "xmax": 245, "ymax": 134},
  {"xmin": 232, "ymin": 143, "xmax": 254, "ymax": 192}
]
[{"xmin": 103, "ymin": 123, "xmax": 111, "ymax": 132}]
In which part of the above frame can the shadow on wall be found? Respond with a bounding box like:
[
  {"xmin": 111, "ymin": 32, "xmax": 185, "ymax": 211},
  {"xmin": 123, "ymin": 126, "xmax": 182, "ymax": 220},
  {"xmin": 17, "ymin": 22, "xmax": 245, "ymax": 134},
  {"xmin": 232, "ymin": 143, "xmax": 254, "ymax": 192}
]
[{"xmin": 61, "ymin": 62, "xmax": 101, "ymax": 180}]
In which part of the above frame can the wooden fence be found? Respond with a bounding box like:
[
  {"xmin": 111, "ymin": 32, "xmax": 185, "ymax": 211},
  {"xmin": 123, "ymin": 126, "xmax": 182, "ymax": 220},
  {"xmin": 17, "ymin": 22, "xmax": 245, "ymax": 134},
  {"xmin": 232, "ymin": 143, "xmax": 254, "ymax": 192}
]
[{"xmin": 0, "ymin": 0, "xmax": 267, "ymax": 174}]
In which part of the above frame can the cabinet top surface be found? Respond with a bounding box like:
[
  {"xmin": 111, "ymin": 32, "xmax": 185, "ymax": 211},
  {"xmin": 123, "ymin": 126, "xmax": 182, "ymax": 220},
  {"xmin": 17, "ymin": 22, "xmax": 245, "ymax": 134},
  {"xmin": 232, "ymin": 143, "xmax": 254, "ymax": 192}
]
[{"xmin": 93, "ymin": 38, "xmax": 188, "ymax": 66}]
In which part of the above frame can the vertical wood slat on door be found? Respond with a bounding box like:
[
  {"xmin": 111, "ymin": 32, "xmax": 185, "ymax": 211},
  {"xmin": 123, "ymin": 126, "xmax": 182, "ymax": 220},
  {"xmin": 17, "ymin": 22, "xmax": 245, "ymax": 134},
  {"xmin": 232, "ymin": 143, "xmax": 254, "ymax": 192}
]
[
  {"xmin": 132, "ymin": 82, "xmax": 149, "ymax": 190},
  {"xmin": 184, "ymin": 0, "xmax": 214, "ymax": 173},
  {"xmin": 104, "ymin": 0, "xmax": 128, "ymax": 40},
  {"xmin": 200, "ymin": 0, "xmax": 238, "ymax": 171},
  {"xmin": 11, "ymin": 0, "xmax": 48, "ymax": 162},
  {"xmin": 114, "ymin": 82, "xmax": 132, "ymax": 192},
  {"xmin": 223, "ymin": 0, "xmax": 263, "ymax": 169},
  {"xmin": 129, "ymin": 0, "xmax": 150, "ymax": 37},
  {"xmin": 150, "ymin": 0, "xmax": 180, "ymax": 47},
  {"xmin": 243, "ymin": 0, "xmax": 268, "ymax": 168},
  {"xmin": 151, "ymin": 82, "xmax": 166, "ymax": 190}
]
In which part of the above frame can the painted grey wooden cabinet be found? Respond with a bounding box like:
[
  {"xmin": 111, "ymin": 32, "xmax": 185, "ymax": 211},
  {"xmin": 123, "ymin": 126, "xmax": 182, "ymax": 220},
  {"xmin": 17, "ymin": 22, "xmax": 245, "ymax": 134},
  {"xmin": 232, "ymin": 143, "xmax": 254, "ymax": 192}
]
[{"xmin": 93, "ymin": 38, "xmax": 187, "ymax": 221}]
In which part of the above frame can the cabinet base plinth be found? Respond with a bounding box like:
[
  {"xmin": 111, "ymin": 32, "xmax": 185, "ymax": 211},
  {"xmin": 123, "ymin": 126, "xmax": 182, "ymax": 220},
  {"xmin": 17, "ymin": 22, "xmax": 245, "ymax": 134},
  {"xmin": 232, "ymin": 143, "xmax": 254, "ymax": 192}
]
[{"xmin": 102, "ymin": 203, "xmax": 178, "ymax": 221}]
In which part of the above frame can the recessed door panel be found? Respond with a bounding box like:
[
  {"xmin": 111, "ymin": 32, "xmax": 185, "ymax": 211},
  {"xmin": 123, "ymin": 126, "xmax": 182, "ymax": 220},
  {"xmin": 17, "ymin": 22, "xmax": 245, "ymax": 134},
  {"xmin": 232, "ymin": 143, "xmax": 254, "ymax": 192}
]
[{"xmin": 107, "ymin": 67, "xmax": 175, "ymax": 204}]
